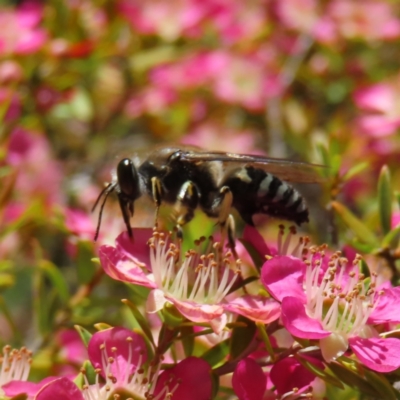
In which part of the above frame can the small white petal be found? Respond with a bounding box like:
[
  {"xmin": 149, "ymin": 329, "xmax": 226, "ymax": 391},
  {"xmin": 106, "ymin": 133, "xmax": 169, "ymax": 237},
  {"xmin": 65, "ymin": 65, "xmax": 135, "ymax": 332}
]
[
  {"xmin": 320, "ymin": 333, "xmax": 348, "ymax": 363},
  {"xmin": 146, "ymin": 289, "xmax": 168, "ymax": 313}
]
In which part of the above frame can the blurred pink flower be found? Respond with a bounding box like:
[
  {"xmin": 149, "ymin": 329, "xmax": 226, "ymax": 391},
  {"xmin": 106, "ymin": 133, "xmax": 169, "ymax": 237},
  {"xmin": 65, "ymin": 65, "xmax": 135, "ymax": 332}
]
[
  {"xmin": 149, "ymin": 50, "xmax": 282, "ymax": 111},
  {"xmin": 181, "ymin": 122, "xmax": 260, "ymax": 153},
  {"xmin": 0, "ymin": 89, "xmax": 21, "ymax": 122},
  {"xmin": 118, "ymin": 0, "xmax": 267, "ymax": 42},
  {"xmin": 275, "ymin": 0, "xmax": 318, "ymax": 33},
  {"xmin": 204, "ymin": 0, "xmax": 268, "ymax": 44},
  {"xmin": 125, "ymin": 86, "xmax": 177, "ymax": 117},
  {"xmin": 7, "ymin": 128, "xmax": 64, "ymax": 205},
  {"xmin": 118, "ymin": 0, "xmax": 207, "ymax": 41},
  {"xmin": 354, "ymin": 77, "xmax": 400, "ymax": 137},
  {"xmin": 64, "ymin": 208, "xmax": 95, "ymax": 239},
  {"xmin": 0, "ymin": 1, "xmax": 47, "ymax": 55},
  {"xmin": 314, "ymin": 0, "xmax": 400, "ymax": 44}
]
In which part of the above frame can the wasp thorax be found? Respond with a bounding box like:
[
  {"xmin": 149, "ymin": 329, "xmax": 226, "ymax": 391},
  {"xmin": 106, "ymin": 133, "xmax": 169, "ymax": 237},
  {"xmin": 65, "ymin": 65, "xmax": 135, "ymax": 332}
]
[{"xmin": 117, "ymin": 158, "xmax": 140, "ymax": 199}]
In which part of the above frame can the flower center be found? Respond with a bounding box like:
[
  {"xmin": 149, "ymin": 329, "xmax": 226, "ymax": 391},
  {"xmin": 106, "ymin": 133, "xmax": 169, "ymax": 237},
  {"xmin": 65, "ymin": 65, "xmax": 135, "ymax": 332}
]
[
  {"xmin": 277, "ymin": 225, "xmax": 310, "ymax": 258},
  {"xmin": 304, "ymin": 251, "xmax": 381, "ymax": 337},
  {"xmin": 148, "ymin": 231, "xmax": 240, "ymax": 304},
  {"xmin": 0, "ymin": 346, "xmax": 32, "ymax": 387},
  {"xmin": 83, "ymin": 337, "xmax": 176, "ymax": 400}
]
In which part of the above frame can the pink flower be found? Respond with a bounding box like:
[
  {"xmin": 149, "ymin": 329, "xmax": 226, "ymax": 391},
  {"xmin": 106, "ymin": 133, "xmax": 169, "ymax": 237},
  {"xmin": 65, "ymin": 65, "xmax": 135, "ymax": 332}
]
[
  {"xmin": 261, "ymin": 253, "xmax": 400, "ymax": 372},
  {"xmin": 275, "ymin": 0, "xmax": 319, "ymax": 34},
  {"xmin": 0, "ymin": 1, "xmax": 47, "ymax": 55},
  {"xmin": 99, "ymin": 229, "xmax": 241, "ymax": 333},
  {"xmin": 118, "ymin": 0, "xmax": 207, "ymax": 41},
  {"xmin": 314, "ymin": 0, "xmax": 400, "ymax": 44},
  {"xmin": 0, "ymin": 88, "xmax": 21, "ymax": 122},
  {"xmin": 147, "ymin": 50, "xmax": 282, "ymax": 111},
  {"xmin": 35, "ymin": 327, "xmax": 212, "ymax": 400},
  {"xmin": 64, "ymin": 208, "xmax": 96, "ymax": 239},
  {"xmin": 7, "ymin": 128, "xmax": 64, "ymax": 206},
  {"xmin": 353, "ymin": 78, "xmax": 400, "ymax": 137},
  {"xmin": 181, "ymin": 122, "xmax": 261, "ymax": 154},
  {"xmin": 118, "ymin": 0, "xmax": 267, "ymax": 43}
]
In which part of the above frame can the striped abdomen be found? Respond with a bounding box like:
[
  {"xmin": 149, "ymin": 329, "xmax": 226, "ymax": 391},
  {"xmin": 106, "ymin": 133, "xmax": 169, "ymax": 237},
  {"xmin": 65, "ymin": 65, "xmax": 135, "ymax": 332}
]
[{"xmin": 223, "ymin": 166, "xmax": 309, "ymax": 226}]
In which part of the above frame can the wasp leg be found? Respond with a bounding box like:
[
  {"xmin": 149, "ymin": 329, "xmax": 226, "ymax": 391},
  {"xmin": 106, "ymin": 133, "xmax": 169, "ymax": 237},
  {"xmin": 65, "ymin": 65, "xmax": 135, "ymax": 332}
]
[
  {"xmin": 151, "ymin": 176, "xmax": 163, "ymax": 227},
  {"xmin": 209, "ymin": 186, "xmax": 238, "ymax": 252},
  {"xmin": 175, "ymin": 181, "xmax": 200, "ymax": 239}
]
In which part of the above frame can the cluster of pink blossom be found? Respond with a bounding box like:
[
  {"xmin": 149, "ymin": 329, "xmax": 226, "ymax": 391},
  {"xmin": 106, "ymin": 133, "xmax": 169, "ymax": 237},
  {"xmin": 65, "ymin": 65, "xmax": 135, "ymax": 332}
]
[{"xmin": 3, "ymin": 225, "xmax": 400, "ymax": 398}]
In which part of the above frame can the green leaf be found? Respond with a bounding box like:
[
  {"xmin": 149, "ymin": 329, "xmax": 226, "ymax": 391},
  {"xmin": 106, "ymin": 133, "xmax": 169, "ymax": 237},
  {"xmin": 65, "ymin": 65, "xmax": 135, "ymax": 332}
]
[
  {"xmin": 331, "ymin": 201, "xmax": 379, "ymax": 247},
  {"xmin": 295, "ymin": 354, "xmax": 344, "ymax": 389},
  {"xmin": 122, "ymin": 299, "xmax": 155, "ymax": 346},
  {"xmin": 210, "ymin": 371, "xmax": 220, "ymax": 400},
  {"xmin": 74, "ymin": 325, "xmax": 92, "ymax": 347},
  {"xmin": 230, "ymin": 316, "xmax": 256, "ymax": 361},
  {"xmin": 382, "ymin": 224, "xmax": 400, "ymax": 249},
  {"xmin": 329, "ymin": 362, "xmax": 381, "ymax": 397},
  {"xmin": 378, "ymin": 165, "xmax": 392, "ymax": 235},
  {"xmin": 342, "ymin": 162, "xmax": 369, "ymax": 181},
  {"xmin": 180, "ymin": 325, "xmax": 195, "ymax": 357},
  {"xmin": 76, "ymin": 241, "xmax": 96, "ymax": 284},
  {"xmin": 201, "ymin": 339, "xmax": 230, "ymax": 367},
  {"xmin": 364, "ymin": 369, "xmax": 398, "ymax": 400},
  {"xmin": 39, "ymin": 260, "xmax": 70, "ymax": 303}
]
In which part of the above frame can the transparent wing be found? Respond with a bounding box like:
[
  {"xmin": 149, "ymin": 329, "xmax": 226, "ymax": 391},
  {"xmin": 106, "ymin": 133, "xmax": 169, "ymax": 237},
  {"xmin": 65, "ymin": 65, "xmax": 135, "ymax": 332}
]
[{"xmin": 179, "ymin": 150, "xmax": 325, "ymax": 183}]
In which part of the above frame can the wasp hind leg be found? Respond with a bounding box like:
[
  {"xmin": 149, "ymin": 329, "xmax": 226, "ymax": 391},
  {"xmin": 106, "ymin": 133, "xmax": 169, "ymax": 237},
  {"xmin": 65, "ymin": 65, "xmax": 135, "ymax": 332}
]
[
  {"xmin": 209, "ymin": 186, "xmax": 238, "ymax": 256},
  {"xmin": 174, "ymin": 181, "xmax": 200, "ymax": 239}
]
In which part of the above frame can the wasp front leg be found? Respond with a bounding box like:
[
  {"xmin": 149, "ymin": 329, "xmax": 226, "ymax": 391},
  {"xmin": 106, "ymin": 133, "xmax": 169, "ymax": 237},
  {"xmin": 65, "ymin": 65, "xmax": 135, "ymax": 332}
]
[{"xmin": 174, "ymin": 181, "xmax": 200, "ymax": 239}]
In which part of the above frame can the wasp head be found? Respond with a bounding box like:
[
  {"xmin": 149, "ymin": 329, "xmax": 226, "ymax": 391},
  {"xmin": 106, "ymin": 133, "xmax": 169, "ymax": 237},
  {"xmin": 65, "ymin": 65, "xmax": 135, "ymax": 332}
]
[{"xmin": 93, "ymin": 158, "xmax": 141, "ymax": 241}]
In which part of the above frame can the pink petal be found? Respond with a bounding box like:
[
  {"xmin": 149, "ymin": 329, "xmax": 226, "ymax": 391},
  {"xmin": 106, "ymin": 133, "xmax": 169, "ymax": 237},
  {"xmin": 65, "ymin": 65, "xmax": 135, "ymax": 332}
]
[
  {"xmin": 223, "ymin": 295, "xmax": 281, "ymax": 324},
  {"xmin": 270, "ymin": 357, "xmax": 318, "ymax": 395},
  {"xmin": 35, "ymin": 377, "xmax": 84, "ymax": 400},
  {"xmin": 3, "ymin": 377, "xmax": 58, "ymax": 398},
  {"xmin": 356, "ymin": 115, "xmax": 400, "ymax": 137},
  {"xmin": 15, "ymin": 29, "xmax": 47, "ymax": 54},
  {"xmin": 57, "ymin": 329, "xmax": 87, "ymax": 364},
  {"xmin": 353, "ymin": 84, "xmax": 394, "ymax": 113},
  {"xmin": 261, "ymin": 256, "xmax": 307, "ymax": 302},
  {"xmin": 115, "ymin": 229, "xmax": 153, "ymax": 268},
  {"xmin": 154, "ymin": 357, "xmax": 212, "ymax": 400},
  {"xmin": 281, "ymin": 297, "xmax": 330, "ymax": 339},
  {"xmin": 98, "ymin": 245, "xmax": 156, "ymax": 288},
  {"xmin": 368, "ymin": 286, "xmax": 400, "ymax": 324},
  {"xmin": 172, "ymin": 298, "xmax": 224, "ymax": 324},
  {"xmin": 88, "ymin": 327, "xmax": 147, "ymax": 381},
  {"xmin": 349, "ymin": 337, "xmax": 400, "ymax": 373},
  {"xmin": 232, "ymin": 358, "xmax": 266, "ymax": 400}
]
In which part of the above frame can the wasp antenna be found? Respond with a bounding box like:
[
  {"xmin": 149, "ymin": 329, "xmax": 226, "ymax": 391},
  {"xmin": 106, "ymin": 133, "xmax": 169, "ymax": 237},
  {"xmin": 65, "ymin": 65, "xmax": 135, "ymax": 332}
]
[
  {"xmin": 92, "ymin": 182, "xmax": 114, "ymax": 213},
  {"xmin": 94, "ymin": 184, "xmax": 116, "ymax": 241}
]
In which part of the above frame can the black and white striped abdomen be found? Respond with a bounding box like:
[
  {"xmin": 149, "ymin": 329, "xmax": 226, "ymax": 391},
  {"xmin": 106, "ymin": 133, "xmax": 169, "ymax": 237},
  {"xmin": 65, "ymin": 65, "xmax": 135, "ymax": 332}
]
[{"xmin": 223, "ymin": 166, "xmax": 309, "ymax": 226}]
